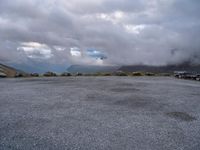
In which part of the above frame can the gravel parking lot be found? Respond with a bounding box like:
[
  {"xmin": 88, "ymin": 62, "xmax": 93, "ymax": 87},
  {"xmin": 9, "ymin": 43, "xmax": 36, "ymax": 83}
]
[{"xmin": 0, "ymin": 77, "xmax": 200, "ymax": 150}]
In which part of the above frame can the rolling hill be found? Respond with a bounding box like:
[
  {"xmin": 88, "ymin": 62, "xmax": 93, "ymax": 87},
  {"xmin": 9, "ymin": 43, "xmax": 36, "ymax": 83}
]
[{"xmin": 67, "ymin": 65, "xmax": 120, "ymax": 74}]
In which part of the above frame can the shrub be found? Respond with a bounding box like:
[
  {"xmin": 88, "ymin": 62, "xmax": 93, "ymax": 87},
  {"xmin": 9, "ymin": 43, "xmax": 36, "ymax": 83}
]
[
  {"xmin": 113, "ymin": 71, "xmax": 128, "ymax": 76},
  {"xmin": 92, "ymin": 72, "xmax": 112, "ymax": 76},
  {"xmin": 15, "ymin": 72, "xmax": 25, "ymax": 77},
  {"xmin": 30, "ymin": 73, "xmax": 39, "ymax": 77},
  {"xmin": 160, "ymin": 73, "xmax": 172, "ymax": 76},
  {"xmin": 102, "ymin": 73, "xmax": 112, "ymax": 76},
  {"xmin": 43, "ymin": 72, "xmax": 57, "ymax": 77},
  {"xmin": 132, "ymin": 72, "xmax": 144, "ymax": 76},
  {"xmin": 145, "ymin": 72, "xmax": 155, "ymax": 76},
  {"xmin": 76, "ymin": 72, "xmax": 83, "ymax": 76},
  {"xmin": 61, "ymin": 72, "xmax": 71, "ymax": 76}
]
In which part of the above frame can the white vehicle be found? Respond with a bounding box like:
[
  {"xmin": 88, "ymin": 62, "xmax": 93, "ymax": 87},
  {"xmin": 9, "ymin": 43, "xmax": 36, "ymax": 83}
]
[
  {"xmin": 196, "ymin": 75, "xmax": 200, "ymax": 81},
  {"xmin": 0, "ymin": 72, "xmax": 7, "ymax": 78}
]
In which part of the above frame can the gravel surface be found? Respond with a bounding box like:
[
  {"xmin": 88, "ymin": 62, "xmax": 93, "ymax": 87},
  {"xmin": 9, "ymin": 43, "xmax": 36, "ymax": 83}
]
[{"xmin": 0, "ymin": 77, "xmax": 200, "ymax": 150}]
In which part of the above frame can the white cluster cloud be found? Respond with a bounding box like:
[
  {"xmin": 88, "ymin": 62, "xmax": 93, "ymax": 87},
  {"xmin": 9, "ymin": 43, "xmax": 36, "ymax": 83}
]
[
  {"xmin": 124, "ymin": 24, "xmax": 146, "ymax": 34},
  {"xmin": 17, "ymin": 42, "xmax": 53, "ymax": 59},
  {"xmin": 96, "ymin": 11, "xmax": 125, "ymax": 24},
  {"xmin": 70, "ymin": 47, "xmax": 82, "ymax": 57}
]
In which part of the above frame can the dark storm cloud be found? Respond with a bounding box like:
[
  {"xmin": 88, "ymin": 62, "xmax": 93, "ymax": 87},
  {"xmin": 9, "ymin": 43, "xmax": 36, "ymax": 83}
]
[{"xmin": 0, "ymin": 0, "xmax": 200, "ymax": 70}]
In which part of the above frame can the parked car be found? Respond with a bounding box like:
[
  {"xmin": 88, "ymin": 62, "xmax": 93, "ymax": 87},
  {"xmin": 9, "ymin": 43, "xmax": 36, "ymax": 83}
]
[
  {"xmin": 0, "ymin": 72, "xmax": 7, "ymax": 78},
  {"xmin": 174, "ymin": 71, "xmax": 200, "ymax": 81},
  {"xmin": 174, "ymin": 71, "xmax": 190, "ymax": 79},
  {"xmin": 195, "ymin": 74, "xmax": 200, "ymax": 81}
]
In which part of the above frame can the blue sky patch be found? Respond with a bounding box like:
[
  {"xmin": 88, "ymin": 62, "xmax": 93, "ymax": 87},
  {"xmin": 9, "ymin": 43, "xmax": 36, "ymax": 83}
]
[{"xmin": 86, "ymin": 49, "xmax": 107, "ymax": 60}]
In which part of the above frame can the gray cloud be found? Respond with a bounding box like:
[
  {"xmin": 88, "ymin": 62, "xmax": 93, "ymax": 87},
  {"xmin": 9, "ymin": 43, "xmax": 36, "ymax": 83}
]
[{"xmin": 0, "ymin": 0, "xmax": 200, "ymax": 72}]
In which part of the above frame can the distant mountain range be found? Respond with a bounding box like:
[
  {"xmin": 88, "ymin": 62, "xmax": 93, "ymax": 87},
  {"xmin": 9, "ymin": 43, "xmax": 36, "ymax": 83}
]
[
  {"xmin": 118, "ymin": 64, "xmax": 200, "ymax": 73},
  {"xmin": 0, "ymin": 63, "xmax": 27, "ymax": 77},
  {"xmin": 67, "ymin": 64, "xmax": 200, "ymax": 74},
  {"xmin": 9, "ymin": 62, "xmax": 69, "ymax": 74},
  {"xmin": 1, "ymin": 63, "xmax": 199, "ymax": 77},
  {"xmin": 67, "ymin": 65, "xmax": 120, "ymax": 74}
]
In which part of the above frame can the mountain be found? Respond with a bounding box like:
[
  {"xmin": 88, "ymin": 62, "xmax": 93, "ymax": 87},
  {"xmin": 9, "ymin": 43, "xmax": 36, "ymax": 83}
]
[
  {"xmin": 9, "ymin": 62, "xmax": 69, "ymax": 74},
  {"xmin": 67, "ymin": 65, "xmax": 120, "ymax": 74},
  {"xmin": 0, "ymin": 63, "xmax": 27, "ymax": 77},
  {"xmin": 118, "ymin": 64, "xmax": 200, "ymax": 73}
]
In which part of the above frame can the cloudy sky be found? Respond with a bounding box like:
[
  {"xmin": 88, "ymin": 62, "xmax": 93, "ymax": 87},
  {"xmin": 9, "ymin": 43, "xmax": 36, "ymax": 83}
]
[{"xmin": 0, "ymin": 0, "xmax": 200, "ymax": 72}]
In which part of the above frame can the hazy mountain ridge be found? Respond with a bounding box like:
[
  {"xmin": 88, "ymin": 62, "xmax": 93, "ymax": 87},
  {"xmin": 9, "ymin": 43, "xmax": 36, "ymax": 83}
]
[
  {"xmin": 118, "ymin": 64, "xmax": 200, "ymax": 73},
  {"xmin": 66, "ymin": 63, "xmax": 200, "ymax": 74},
  {"xmin": 67, "ymin": 65, "xmax": 120, "ymax": 74}
]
